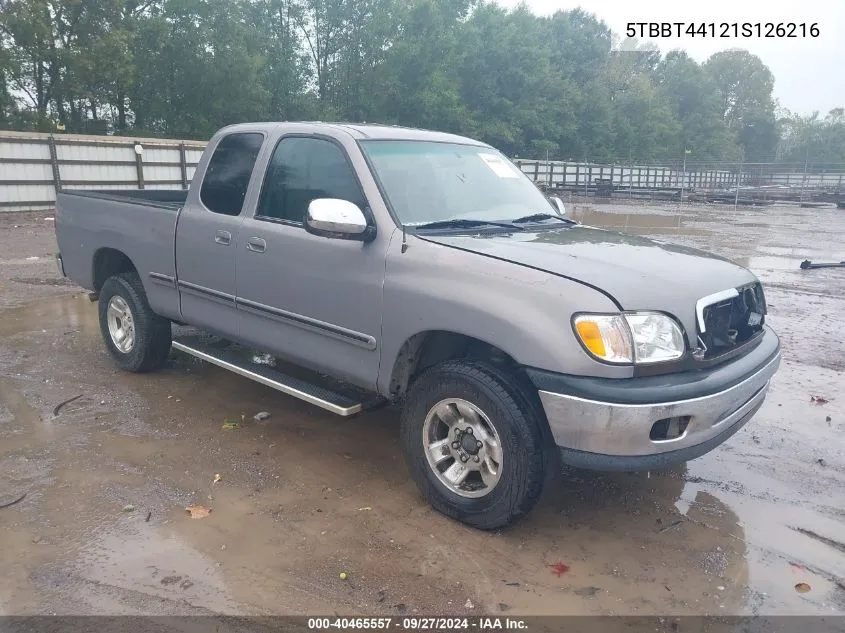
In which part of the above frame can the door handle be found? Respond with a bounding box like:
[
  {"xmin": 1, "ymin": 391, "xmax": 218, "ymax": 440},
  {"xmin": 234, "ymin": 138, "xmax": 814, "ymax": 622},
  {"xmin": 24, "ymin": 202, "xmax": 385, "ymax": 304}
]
[
  {"xmin": 246, "ymin": 237, "xmax": 266, "ymax": 253},
  {"xmin": 214, "ymin": 230, "xmax": 232, "ymax": 245}
]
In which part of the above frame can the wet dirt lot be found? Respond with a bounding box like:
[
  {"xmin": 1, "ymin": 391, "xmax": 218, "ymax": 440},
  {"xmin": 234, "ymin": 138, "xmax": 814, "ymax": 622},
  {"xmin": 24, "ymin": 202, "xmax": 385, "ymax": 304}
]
[{"xmin": 0, "ymin": 203, "xmax": 843, "ymax": 618}]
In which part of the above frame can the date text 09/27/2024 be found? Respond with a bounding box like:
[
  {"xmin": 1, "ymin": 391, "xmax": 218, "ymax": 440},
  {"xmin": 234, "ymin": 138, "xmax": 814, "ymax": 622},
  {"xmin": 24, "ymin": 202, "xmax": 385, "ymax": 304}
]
[
  {"xmin": 626, "ymin": 22, "xmax": 819, "ymax": 38},
  {"xmin": 307, "ymin": 618, "xmax": 528, "ymax": 630}
]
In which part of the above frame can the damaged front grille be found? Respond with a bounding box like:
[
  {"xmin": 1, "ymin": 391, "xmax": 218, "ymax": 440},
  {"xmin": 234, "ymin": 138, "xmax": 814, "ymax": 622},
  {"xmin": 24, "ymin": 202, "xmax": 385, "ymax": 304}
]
[{"xmin": 697, "ymin": 282, "xmax": 766, "ymax": 359}]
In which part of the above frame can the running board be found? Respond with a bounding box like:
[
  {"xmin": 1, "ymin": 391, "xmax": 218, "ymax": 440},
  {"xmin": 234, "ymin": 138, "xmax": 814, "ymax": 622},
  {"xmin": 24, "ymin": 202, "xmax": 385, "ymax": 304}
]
[{"xmin": 171, "ymin": 335, "xmax": 363, "ymax": 416}]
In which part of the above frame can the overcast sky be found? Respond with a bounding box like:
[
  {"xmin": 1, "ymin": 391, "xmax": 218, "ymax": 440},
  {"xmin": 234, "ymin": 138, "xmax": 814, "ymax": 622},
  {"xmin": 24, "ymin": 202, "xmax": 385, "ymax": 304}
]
[{"xmin": 498, "ymin": 0, "xmax": 844, "ymax": 116}]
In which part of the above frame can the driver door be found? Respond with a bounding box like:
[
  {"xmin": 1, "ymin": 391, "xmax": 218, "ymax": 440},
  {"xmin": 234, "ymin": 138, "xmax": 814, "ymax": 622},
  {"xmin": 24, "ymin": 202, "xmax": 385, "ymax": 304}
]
[{"xmin": 234, "ymin": 135, "xmax": 387, "ymax": 391}]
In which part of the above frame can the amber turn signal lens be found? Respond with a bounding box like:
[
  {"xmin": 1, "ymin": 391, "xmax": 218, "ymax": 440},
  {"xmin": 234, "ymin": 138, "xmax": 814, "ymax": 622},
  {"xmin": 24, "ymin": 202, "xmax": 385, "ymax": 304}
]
[
  {"xmin": 572, "ymin": 314, "xmax": 634, "ymax": 364},
  {"xmin": 575, "ymin": 320, "xmax": 606, "ymax": 357}
]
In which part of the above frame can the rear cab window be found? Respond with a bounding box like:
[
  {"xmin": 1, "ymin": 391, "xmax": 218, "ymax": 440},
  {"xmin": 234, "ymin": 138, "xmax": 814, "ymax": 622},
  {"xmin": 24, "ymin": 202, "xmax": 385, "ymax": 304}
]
[{"xmin": 199, "ymin": 132, "xmax": 265, "ymax": 215}]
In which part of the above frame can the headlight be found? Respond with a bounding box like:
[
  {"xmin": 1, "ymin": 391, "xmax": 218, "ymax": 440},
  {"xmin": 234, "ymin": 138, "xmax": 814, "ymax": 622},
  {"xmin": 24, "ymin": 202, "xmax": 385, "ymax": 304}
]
[
  {"xmin": 625, "ymin": 313, "xmax": 686, "ymax": 363},
  {"xmin": 573, "ymin": 312, "xmax": 685, "ymax": 365}
]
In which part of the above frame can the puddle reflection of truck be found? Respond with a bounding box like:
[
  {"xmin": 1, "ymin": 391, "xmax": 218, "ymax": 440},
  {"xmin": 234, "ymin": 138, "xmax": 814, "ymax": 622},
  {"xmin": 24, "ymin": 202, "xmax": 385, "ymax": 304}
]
[{"xmin": 54, "ymin": 123, "xmax": 781, "ymax": 529}]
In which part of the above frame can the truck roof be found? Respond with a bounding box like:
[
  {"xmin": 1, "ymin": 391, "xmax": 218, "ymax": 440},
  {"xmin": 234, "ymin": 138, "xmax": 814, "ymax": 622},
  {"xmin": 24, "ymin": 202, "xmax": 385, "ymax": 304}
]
[{"xmin": 215, "ymin": 122, "xmax": 490, "ymax": 147}]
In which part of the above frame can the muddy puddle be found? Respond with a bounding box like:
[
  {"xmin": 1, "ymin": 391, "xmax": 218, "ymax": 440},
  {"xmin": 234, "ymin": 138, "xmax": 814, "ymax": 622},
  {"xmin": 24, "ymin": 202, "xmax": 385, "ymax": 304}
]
[
  {"xmin": 572, "ymin": 204, "xmax": 844, "ymax": 293},
  {"xmin": 1, "ymin": 292, "xmax": 844, "ymax": 616},
  {"xmin": 1, "ymin": 205, "xmax": 844, "ymax": 617},
  {"xmin": 570, "ymin": 208, "xmax": 711, "ymax": 238}
]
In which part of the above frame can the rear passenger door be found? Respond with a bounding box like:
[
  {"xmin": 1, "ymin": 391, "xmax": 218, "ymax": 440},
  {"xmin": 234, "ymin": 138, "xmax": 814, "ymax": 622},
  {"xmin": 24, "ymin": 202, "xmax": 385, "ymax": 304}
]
[
  {"xmin": 235, "ymin": 135, "xmax": 387, "ymax": 391},
  {"xmin": 175, "ymin": 132, "xmax": 264, "ymax": 337}
]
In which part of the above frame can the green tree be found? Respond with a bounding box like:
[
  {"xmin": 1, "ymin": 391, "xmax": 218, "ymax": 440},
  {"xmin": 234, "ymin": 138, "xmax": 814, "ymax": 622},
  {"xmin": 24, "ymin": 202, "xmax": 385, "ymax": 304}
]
[
  {"xmin": 610, "ymin": 72, "xmax": 678, "ymax": 162},
  {"xmin": 248, "ymin": 0, "xmax": 314, "ymax": 120},
  {"xmin": 458, "ymin": 3, "xmax": 574, "ymax": 156},
  {"xmin": 368, "ymin": 0, "xmax": 475, "ymax": 133},
  {"xmin": 546, "ymin": 8, "xmax": 612, "ymax": 86},
  {"xmin": 0, "ymin": 0, "xmax": 831, "ymax": 167},
  {"xmin": 704, "ymin": 49, "xmax": 775, "ymax": 125},
  {"xmin": 656, "ymin": 50, "xmax": 738, "ymax": 161},
  {"xmin": 779, "ymin": 108, "xmax": 845, "ymax": 165},
  {"xmin": 128, "ymin": 0, "xmax": 270, "ymax": 138},
  {"xmin": 0, "ymin": 45, "xmax": 14, "ymax": 127},
  {"xmin": 1, "ymin": 0, "xmax": 63, "ymax": 126},
  {"xmin": 62, "ymin": 0, "xmax": 137, "ymax": 132},
  {"xmin": 736, "ymin": 109, "xmax": 780, "ymax": 161},
  {"xmin": 544, "ymin": 8, "xmax": 613, "ymax": 160},
  {"xmin": 704, "ymin": 49, "xmax": 777, "ymax": 159},
  {"xmin": 588, "ymin": 38, "xmax": 678, "ymax": 162}
]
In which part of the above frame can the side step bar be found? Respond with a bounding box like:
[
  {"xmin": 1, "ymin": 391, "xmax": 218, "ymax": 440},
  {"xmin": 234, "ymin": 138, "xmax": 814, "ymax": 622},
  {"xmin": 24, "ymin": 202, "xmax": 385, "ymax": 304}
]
[{"xmin": 171, "ymin": 335, "xmax": 363, "ymax": 416}]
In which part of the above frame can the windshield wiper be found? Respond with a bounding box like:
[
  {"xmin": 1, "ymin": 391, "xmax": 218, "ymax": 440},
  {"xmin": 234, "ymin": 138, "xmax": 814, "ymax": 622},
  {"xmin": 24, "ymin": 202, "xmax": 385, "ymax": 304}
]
[
  {"xmin": 411, "ymin": 218, "xmax": 524, "ymax": 231},
  {"xmin": 510, "ymin": 212, "xmax": 575, "ymax": 225}
]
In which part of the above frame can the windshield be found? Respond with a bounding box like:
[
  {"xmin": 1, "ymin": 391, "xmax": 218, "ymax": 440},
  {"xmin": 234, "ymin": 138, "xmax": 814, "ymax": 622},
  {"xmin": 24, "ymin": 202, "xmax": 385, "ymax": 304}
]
[{"xmin": 360, "ymin": 140, "xmax": 556, "ymax": 227}]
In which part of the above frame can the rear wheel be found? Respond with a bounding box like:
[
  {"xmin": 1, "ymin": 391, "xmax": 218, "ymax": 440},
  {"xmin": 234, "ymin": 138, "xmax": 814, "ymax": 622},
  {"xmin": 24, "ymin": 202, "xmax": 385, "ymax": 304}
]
[
  {"xmin": 98, "ymin": 272, "xmax": 172, "ymax": 372},
  {"xmin": 400, "ymin": 360, "xmax": 548, "ymax": 530}
]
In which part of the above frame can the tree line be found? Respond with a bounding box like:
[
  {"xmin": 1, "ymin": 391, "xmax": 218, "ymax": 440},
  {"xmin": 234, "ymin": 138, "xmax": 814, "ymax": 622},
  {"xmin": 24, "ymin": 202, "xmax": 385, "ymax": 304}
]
[{"xmin": 1, "ymin": 0, "xmax": 843, "ymax": 166}]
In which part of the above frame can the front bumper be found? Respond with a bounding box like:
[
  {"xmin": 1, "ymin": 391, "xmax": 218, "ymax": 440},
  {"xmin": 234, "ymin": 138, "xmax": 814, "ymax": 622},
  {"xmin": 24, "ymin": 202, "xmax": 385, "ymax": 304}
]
[{"xmin": 529, "ymin": 326, "xmax": 781, "ymax": 471}]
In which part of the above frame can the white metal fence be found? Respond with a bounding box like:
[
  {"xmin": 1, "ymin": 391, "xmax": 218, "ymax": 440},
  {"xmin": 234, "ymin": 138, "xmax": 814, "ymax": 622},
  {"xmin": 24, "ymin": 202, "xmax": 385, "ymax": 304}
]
[
  {"xmin": 0, "ymin": 130, "xmax": 206, "ymax": 212},
  {"xmin": 2, "ymin": 130, "xmax": 843, "ymax": 211},
  {"xmin": 513, "ymin": 159, "xmax": 845, "ymax": 192}
]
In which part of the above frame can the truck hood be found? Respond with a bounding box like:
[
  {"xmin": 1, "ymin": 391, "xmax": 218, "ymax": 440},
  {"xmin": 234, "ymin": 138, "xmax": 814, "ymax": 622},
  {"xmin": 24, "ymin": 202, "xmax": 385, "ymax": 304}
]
[{"xmin": 421, "ymin": 224, "xmax": 758, "ymax": 336}]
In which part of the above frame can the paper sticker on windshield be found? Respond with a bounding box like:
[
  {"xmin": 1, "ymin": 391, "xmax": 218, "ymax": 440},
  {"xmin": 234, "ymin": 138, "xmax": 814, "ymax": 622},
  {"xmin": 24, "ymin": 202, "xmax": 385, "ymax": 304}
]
[{"xmin": 478, "ymin": 153, "xmax": 520, "ymax": 178}]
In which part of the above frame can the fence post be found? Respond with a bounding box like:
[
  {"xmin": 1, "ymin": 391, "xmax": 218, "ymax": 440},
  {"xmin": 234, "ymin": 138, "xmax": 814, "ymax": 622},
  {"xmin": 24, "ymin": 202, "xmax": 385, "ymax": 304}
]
[
  {"xmin": 799, "ymin": 158, "xmax": 808, "ymax": 203},
  {"xmin": 179, "ymin": 143, "xmax": 188, "ymax": 189},
  {"xmin": 134, "ymin": 141, "xmax": 145, "ymax": 189},
  {"xmin": 586, "ymin": 162, "xmax": 591, "ymax": 198},
  {"xmin": 48, "ymin": 135, "xmax": 62, "ymax": 195}
]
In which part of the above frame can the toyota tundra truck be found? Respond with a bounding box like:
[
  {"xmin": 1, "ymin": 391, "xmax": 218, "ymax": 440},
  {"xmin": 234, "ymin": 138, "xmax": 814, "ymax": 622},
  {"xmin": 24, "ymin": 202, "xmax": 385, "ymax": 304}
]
[{"xmin": 54, "ymin": 122, "xmax": 781, "ymax": 529}]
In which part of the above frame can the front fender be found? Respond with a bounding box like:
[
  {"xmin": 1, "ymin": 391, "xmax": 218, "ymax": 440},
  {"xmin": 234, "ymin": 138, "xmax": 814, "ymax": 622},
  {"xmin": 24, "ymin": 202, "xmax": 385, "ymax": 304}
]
[{"xmin": 377, "ymin": 237, "xmax": 632, "ymax": 395}]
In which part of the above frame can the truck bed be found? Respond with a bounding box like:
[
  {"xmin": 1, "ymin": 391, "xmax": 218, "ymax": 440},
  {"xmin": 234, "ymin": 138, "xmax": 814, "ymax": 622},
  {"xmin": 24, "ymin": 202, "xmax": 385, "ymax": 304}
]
[
  {"xmin": 55, "ymin": 188, "xmax": 185, "ymax": 322},
  {"xmin": 60, "ymin": 188, "xmax": 189, "ymax": 210}
]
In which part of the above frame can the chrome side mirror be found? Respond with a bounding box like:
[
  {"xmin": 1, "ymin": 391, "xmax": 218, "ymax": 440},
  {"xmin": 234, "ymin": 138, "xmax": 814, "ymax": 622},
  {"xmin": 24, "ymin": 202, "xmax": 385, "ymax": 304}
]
[
  {"xmin": 305, "ymin": 198, "xmax": 374, "ymax": 241},
  {"xmin": 550, "ymin": 196, "xmax": 566, "ymax": 216}
]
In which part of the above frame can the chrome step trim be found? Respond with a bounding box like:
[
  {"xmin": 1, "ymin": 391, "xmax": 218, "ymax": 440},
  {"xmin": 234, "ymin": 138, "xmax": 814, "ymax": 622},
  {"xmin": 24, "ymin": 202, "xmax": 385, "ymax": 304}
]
[{"xmin": 172, "ymin": 336, "xmax": 362, "ymax": 417}]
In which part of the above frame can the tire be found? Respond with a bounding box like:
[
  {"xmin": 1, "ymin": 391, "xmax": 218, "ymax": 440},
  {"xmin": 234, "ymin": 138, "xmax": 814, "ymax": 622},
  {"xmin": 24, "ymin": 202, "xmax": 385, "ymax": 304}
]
[
  {"xmin": 98, "ymin": 272, "xmax": 172, "ymax": 373},
  {"xmin": 400, "ymin": 360, "xmax": 548, "ymax": 530}
]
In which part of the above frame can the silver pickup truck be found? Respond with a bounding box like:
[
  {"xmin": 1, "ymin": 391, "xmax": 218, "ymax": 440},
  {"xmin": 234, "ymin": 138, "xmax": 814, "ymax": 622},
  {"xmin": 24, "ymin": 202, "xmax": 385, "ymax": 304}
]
[{"xmin": 55, "ymin": 122, "xmax": 781, "ymax": 529}]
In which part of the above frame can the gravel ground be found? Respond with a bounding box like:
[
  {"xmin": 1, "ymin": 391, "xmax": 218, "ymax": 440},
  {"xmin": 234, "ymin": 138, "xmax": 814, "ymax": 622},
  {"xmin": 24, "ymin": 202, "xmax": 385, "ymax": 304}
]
[{"xmin": 0, "ymin": 202, "xmax": 843, "ymax": 619}]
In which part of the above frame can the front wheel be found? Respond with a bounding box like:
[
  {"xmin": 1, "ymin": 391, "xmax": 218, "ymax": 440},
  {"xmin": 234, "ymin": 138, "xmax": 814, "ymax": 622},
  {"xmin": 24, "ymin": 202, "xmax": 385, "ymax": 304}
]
[
  {"xmin": 98, "ymin": 272, "xmax": 172, "ymax": 373},
  {"xmin": 400, "ymin": 360, "xmax": 548, "ymax": 530}
]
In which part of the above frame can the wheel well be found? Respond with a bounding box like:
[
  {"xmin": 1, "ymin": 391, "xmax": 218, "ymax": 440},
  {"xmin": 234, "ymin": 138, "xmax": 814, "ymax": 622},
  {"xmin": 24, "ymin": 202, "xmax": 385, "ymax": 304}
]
[
  {"xmin": 93, "ymin": 248, "xmax": 137, "ymax": 292},
  {"xmin": 388, "ymin": 331, "xmax": 519, "ymax": 401}
]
